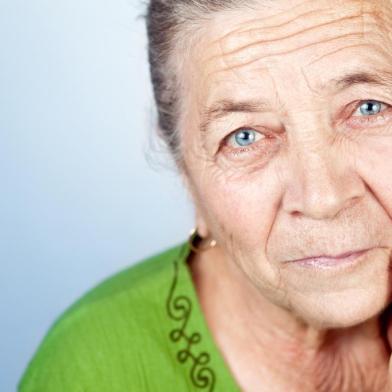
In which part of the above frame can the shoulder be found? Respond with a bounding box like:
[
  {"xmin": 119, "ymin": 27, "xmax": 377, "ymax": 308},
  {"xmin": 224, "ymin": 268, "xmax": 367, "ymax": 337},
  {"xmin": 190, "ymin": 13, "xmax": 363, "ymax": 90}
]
[
  {"xmin": 67, "ymin": 241, "xmax": 188, "ymax": 312},
  {"xmin": 19, "ymin": 242, "xmax": 189, "ymax": 391}
]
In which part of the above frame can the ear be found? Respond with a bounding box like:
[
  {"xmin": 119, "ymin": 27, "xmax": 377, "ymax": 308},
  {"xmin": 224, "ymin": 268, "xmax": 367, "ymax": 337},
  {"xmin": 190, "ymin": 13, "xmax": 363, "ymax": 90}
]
[
  {"xmin": 178, "ymin": 169, "xmax": 210, "ymax": 239},
  {"xmin": 195, "ymin": 209, "xmax": 209, "ymax": 238}
]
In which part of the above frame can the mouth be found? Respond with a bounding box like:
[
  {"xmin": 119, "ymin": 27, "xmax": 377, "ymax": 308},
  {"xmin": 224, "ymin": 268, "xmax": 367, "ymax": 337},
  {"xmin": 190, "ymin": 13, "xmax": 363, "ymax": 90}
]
[{"xmin": 288, "ymin": 248, "xmax": 371, "ymax": 269}]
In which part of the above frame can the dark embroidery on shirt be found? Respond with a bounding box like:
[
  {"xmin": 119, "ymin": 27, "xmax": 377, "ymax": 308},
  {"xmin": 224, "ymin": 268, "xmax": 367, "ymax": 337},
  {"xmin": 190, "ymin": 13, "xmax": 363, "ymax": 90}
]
[{"xmin": 166, "ymin": 245, "xmax": 216, "ymax": 392}]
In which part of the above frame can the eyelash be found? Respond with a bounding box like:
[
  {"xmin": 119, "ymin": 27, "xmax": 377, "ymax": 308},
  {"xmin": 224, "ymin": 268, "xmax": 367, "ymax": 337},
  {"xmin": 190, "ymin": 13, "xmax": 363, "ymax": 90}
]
[
  {"xmin": 221, "ymin": 99, "xmax": 392, "ymax": 156},
  {"xmin": 346, "ymin": 100, "xmax": 390, "ymax": 127},
  {"xmin": 221, "ymin": 128, "xmax": 270, "ymax": 156}
]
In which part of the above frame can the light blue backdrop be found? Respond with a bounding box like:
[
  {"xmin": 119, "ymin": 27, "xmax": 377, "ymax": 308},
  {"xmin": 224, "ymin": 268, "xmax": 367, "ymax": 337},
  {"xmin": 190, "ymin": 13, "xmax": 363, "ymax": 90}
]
[{"xmin": 0, "ymin": 1, "xmax": 193, "ymax": 390}]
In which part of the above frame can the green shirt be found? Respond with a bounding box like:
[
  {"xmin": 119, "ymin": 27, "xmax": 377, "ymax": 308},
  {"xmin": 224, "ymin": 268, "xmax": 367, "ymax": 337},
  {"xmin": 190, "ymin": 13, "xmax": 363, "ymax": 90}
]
[{"xmin": 19, "ymin": 242, "xmax": 241, "ymax": 391}]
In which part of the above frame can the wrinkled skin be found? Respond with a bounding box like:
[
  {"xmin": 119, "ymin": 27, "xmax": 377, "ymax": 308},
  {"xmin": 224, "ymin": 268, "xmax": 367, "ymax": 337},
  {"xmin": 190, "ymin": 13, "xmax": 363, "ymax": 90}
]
[{"xmin": 177, "ymin": 0, "xmax": 392, "ymax": 390}]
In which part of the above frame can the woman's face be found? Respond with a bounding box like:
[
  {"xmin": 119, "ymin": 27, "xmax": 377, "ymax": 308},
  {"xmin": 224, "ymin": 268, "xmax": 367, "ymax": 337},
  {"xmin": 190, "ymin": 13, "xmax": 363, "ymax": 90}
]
[{"xmin": 180, "ymin": 0, "xmax": 392, "ymax": 328}]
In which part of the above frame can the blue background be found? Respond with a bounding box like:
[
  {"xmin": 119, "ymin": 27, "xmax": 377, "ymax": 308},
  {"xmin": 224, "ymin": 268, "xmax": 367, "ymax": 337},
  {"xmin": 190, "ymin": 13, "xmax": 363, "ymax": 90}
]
[{"xmin": 0, "ymin": 1, "xmax": 193, "ymax": 390}]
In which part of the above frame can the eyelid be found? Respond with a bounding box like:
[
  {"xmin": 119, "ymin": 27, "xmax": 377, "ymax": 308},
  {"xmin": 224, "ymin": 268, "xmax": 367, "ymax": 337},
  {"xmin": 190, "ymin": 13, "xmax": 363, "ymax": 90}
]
[
  {"xmin": 339, "ymin": 98, "xmax": 392, "ymax": 129},
  {"xmin": 355, "ymin": 99, "xmax": 392, "ymax": 118},
  {"xmin": 224, "ymin": 127, "xmax": 265, "ymax": 145},
  {"xmin": 219, "ymin": 99, "xmax": 392, "ymax": 157},
  {"xmin": 351, "ymin": 100, "xmax": 388, "ymax": 116}
]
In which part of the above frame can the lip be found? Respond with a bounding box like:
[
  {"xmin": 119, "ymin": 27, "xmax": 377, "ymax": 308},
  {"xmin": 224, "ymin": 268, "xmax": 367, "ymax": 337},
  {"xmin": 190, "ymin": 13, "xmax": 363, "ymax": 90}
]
[{"xmin": 289, "ymin": 248, "xmax": 371, "ymax": 268}]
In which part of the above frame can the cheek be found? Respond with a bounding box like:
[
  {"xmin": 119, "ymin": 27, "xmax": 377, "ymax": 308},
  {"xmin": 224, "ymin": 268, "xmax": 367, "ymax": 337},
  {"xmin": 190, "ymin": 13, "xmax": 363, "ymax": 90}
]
[
  {"xmin": 198, "ymin": 166, "xmax": 284, "ymax": 254},
  {"xmin": 357, "ymin": 137, "xmax": 392, "ymax": 218},
  {"xmin": 195, "ymin": 168, "xmax": 287, "ymax": 290}
]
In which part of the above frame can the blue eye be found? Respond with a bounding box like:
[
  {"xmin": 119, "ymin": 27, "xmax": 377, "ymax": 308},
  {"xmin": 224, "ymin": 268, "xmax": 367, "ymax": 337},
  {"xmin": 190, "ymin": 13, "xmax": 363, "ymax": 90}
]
[
  {"xmin": 357, "ymin": 100, "xmax": 384, "ymax": 116},
  {"xmin": 229, "ymin": 128, "xmax": 263, "ymax": 147}
]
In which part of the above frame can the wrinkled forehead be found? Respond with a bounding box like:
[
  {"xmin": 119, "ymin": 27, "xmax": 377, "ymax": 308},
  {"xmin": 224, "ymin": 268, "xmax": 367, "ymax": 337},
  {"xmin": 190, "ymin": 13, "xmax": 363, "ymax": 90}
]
[{"xmin": 184, "ymin": 0, "xmax": 392, "ymax": 107}]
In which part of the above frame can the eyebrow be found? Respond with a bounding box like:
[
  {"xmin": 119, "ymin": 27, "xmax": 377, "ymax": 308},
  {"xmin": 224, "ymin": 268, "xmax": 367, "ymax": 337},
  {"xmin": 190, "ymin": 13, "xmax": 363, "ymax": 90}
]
[
  {"xmin": 200, "ymin": 70, "xmax": 392, "ymax": 134},
  {"xmin": 200, "ymin": 99, "xmax": 269, "ymax": 134},
  {"xmin": 331, "ymin": 70, "xmax": 392, "ymax": 91}
]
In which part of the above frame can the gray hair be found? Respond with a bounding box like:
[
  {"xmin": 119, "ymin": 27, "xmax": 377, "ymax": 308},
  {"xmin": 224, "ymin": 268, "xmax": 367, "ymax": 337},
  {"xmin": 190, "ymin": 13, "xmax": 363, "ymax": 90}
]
[{"xmin": 146, "ymin": 0, "xmax": 255, "ymax": 165}]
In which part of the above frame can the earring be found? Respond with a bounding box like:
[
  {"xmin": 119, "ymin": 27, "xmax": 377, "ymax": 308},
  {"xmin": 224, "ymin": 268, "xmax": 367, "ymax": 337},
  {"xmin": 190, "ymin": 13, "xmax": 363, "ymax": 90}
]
[{"xmin": 188, "ymin": 228, "xmax": 217, "ymax": 254}]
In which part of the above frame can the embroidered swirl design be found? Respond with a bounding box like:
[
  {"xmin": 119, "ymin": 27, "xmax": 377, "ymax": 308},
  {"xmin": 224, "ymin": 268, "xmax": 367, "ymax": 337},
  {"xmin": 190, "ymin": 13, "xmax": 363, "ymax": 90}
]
[{"xmin": 166, "ymin": 246, "xmax": 216, "ymax": 391}]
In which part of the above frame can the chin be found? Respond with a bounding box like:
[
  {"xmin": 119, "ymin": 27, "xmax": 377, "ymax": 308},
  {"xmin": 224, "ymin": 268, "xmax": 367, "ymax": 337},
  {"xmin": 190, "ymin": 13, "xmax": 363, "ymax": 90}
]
[
  {"xmin": 278, "ymin": 247, "xmax": 392, "ymax": 329},
  {"xmin": 291, "ymin": 287, "xmax": 391, "ymax": 329}
]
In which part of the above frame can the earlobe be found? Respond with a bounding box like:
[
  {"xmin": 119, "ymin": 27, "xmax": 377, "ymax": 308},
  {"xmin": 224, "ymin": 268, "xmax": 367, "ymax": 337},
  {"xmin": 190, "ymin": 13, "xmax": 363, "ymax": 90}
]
[
  {"xmin": 195, "ymin": 213, "xmax": 209, "ymax": 238},
  {"xmin": 179, "ymin": 169, "xmax": 210, "ymax": 238}
]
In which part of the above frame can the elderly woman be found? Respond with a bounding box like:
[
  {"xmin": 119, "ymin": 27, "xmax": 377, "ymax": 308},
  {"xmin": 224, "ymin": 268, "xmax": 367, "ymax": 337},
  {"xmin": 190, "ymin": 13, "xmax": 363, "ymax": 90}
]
[{"xmin": 19, "ymin": 0, "xmax": 392, "ymax": 391}]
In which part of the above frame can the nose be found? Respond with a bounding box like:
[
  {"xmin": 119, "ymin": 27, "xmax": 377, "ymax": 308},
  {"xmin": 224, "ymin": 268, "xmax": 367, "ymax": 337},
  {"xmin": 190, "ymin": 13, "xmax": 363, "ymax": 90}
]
[{"xmin": 281, "ymin": 136, "xmax": 365, "ymax": 221}]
